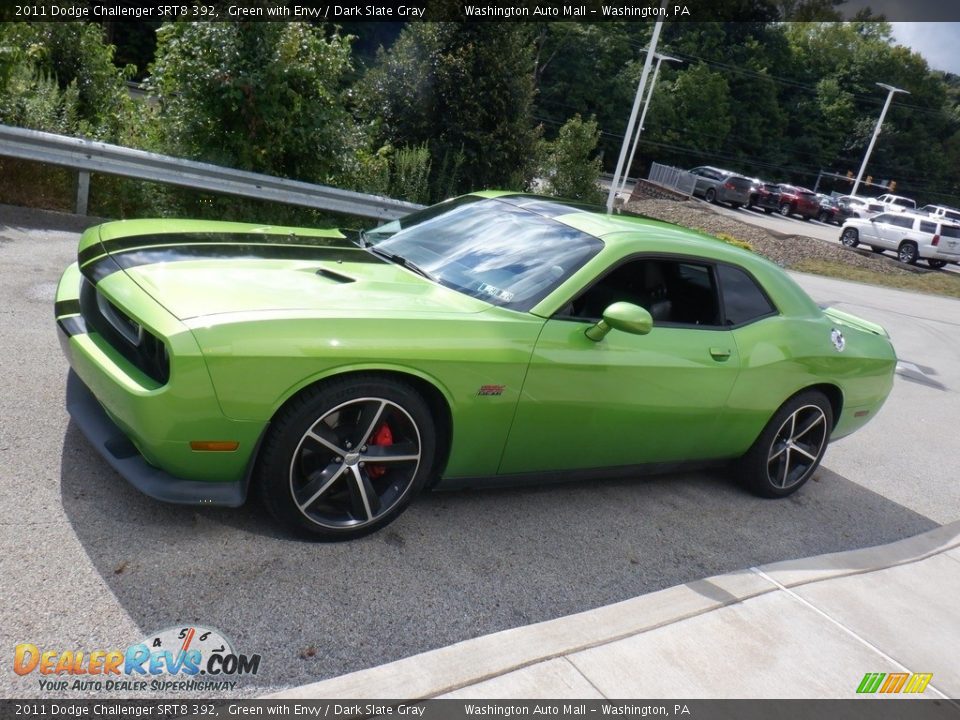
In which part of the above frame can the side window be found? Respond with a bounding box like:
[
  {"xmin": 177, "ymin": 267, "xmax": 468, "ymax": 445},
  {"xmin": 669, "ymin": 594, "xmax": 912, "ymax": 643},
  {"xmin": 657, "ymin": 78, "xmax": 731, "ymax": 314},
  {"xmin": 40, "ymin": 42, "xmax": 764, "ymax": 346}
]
[
  {"xmin": 919, "ymin": 220, "xmax": 936, "ymax": 234},
  {"xmin": 561, "ymin": 259, "xmax": 721, "ymax": 327},
  {"xmin": 717, "ymin": 265, "xmax": 776, "ymax": 326},
  {"xmin": 887, "ymin": 215, "xmax": 914, "ymax": 229}
]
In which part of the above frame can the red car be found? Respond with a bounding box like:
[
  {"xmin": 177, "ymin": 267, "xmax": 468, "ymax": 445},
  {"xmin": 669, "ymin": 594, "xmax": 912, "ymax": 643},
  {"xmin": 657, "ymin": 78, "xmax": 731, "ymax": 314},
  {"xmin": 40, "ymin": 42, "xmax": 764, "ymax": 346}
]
[{"xmin": 776, "ymin": 185, "xmax": 820, "ymax": 220}]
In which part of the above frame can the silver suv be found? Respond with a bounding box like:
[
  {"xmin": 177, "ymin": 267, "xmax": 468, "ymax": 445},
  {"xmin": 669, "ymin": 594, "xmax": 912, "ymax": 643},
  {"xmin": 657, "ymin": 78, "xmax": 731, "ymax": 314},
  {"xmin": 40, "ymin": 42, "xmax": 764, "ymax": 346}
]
[
  {"xmin": 688, "ymin": 166, "xmax": 752, "ymax": 208},
  {"xmin": 840, "ymin": 212, "xmax": 960, "ymax": 268}
]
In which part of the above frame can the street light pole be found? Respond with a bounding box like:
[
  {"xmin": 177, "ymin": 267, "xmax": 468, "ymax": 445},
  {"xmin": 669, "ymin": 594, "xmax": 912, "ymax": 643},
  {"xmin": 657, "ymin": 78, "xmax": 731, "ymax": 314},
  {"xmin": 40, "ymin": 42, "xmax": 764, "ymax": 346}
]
[
  {"xmin": 616, "ymin": 52, "xmax": 681, "ymax": 198},
  {"xmin": 851, "ymin": 82, "xmax": 908, "ymax": 197},
  {"xmin": 606, "ymin": 16, "xmax": 665, "ymax": 213}
]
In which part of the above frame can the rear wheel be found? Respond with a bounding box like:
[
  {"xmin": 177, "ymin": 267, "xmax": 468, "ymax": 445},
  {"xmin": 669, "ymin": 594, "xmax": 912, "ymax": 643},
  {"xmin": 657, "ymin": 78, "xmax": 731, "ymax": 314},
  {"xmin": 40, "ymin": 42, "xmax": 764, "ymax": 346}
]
[
  {"xmin": 927, "ymin": 259, "xmax": 947, "ymax": 269},
  {"xmin": 898, "ymin": 241, "xmax": 919, "ymax": 265},
  {"xmin": 736, "ymin": 391, "xmax": 832, "ymax": 498},
  {"xmin": 705, "ymin": 188, "xmax": 717, "ymax": 203},
  {"xmin": 840, "ymin": 228, "xmax": 859, "ymax": 247},
  {"xmin": 818, "ymin": 211, "xmax": 829, "ymax": 223},
  {"xmin": 257, "ymin": 376, "xmax": 436, "ymax": 540}
]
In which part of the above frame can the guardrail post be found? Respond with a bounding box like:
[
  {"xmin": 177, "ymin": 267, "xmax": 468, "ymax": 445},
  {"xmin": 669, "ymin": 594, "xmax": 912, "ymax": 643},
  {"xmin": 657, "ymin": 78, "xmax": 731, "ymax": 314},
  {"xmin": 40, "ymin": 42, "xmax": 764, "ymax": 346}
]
[{"xmin": 75, "ymin": 170, "xmax": 90, "ymax": 215}]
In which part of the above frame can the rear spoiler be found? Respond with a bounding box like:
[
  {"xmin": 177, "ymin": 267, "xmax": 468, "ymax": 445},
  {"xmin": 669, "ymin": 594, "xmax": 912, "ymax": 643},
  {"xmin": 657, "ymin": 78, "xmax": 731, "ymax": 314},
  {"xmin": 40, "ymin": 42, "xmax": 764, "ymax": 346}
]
[{"xmin": 823, "ymin": 307, "xmax": 889, "ymax": 338}]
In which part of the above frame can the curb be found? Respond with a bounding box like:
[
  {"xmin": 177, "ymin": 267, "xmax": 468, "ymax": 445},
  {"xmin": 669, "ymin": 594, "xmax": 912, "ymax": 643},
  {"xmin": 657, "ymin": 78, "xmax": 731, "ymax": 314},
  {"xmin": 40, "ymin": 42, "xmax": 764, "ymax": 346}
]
[{"xmin": 267, "ymin": 521, "xmax": 960, "ymax": 701}]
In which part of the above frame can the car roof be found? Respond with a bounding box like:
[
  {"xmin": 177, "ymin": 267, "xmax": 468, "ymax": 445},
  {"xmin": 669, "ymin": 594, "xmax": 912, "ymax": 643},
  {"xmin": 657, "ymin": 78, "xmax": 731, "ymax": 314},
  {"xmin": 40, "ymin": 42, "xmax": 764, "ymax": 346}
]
[{"xmin": 472, "ymin": 191, "xmax": 767, "ymax": 259}]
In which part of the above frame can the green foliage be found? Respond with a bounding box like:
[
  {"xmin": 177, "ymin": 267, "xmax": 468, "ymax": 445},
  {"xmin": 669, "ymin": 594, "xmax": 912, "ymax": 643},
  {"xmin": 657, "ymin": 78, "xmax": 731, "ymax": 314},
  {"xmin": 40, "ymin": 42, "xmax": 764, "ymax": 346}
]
[
  {"xmin": 359, "ymin": 22, "xmax": 539, "ymax": 201},
  {"xmin": 540, "ymin": 115, "xmax": 604, "ymax": 204},
  {"xmin": 0, "ymin": 22, "xmax": 134, "ymax": 141},
  {"xmin": 148, "ymin": 23, "xmax": 360, "ymax": 184},
  {"xmin": 389, "ymin": 144, "xmax": 432, "ymax": 204},
  {"xmin": 714, "ymin": 232, "xmax": 754, "ymax": 252}
]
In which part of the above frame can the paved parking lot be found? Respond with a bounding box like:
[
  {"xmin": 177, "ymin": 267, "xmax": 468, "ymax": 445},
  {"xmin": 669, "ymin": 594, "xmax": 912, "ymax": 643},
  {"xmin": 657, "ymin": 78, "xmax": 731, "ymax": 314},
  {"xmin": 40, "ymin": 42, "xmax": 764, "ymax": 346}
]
[{"xmin": 1, "ymin": 206, "xmax": 957, "ymax": 698}]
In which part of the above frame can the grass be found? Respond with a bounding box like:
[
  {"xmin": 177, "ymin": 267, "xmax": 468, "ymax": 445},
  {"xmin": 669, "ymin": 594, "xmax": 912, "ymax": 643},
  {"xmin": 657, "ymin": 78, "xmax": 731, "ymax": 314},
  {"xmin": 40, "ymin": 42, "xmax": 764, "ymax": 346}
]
[{"xmin": 792, "ymin": 259, "xmax": 960, "ymax": 299}]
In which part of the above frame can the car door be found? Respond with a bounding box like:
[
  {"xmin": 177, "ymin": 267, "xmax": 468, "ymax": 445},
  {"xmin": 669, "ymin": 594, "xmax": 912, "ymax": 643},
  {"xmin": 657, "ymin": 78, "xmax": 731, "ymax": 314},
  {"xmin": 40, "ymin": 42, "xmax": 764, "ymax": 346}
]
[
  {"xmin": 877, "ymin": 214, "xmax": 915, "ymax": 248},
  {"xmin": 861, "ymin": 213, "xmax": 890, "ymax": 246},
  {"xmin": 498, "ymin": 257, "xmax": 741, "ymax": 475}
]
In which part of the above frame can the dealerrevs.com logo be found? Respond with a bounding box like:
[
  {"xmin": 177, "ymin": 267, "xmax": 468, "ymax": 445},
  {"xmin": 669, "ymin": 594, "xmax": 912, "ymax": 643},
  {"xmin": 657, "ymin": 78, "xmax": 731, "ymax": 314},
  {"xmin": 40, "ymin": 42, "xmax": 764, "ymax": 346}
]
[{"xmin": 14, "ymin": 626, "xmax": 261, "ymax": 692}]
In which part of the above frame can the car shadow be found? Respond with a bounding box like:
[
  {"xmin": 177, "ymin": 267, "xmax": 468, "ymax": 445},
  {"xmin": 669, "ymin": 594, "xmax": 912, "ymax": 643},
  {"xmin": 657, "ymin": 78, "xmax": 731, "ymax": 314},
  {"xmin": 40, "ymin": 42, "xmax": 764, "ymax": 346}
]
[{"xmin": 60, "ymin": 421, "xmax": 937, "ymax": 693}]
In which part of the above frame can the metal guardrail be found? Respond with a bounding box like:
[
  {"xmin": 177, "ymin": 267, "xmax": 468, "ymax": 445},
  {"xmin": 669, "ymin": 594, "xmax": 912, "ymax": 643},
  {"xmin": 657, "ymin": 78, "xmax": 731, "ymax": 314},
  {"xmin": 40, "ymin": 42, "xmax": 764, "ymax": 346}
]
[
  {"xmin": 647, "ymin": 162, "xmax": 696, "ymax": 197},
  {"xmin": 0, "ymin": 124, "xmax": 424, "ymax": 220}
]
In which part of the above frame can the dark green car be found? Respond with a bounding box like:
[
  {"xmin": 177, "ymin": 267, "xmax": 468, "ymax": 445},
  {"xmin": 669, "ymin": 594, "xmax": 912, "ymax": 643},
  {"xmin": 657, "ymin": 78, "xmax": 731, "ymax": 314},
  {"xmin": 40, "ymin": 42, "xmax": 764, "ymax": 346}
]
[{"xmin": 56, "ymin": 192, "xmax": 896, "ymax": 539}]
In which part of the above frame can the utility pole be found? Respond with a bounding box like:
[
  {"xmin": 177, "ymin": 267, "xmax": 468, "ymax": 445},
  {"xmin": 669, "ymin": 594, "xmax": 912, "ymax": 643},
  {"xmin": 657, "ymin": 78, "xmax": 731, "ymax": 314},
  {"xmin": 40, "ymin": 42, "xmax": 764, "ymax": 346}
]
[
  {"xmin": 851, "ymin": 83, "xmax": 908, "ymax": 197},
  {"xmin": 616, "ymin": 52, "xmax": 682, "ymax": 199},
  {"xmin": 606, "ymin": 12, "xmax": 666, "ymax": 213}
]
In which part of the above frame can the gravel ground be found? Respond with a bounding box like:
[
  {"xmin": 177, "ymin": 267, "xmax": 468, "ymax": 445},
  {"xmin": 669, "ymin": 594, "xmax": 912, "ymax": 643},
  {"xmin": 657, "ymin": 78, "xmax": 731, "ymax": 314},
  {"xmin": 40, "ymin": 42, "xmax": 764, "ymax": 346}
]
[{"xmin": 623, "ymin": 198, "xmax": 925, "ymax": 276}]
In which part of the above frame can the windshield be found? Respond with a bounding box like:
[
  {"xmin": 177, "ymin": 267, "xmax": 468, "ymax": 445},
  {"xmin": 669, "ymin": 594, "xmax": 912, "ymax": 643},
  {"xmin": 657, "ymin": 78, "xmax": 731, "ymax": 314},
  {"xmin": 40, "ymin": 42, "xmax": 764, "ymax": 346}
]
[{"xmin": 364, "ymin": 196, "xmax": 603, "ymax": 312}]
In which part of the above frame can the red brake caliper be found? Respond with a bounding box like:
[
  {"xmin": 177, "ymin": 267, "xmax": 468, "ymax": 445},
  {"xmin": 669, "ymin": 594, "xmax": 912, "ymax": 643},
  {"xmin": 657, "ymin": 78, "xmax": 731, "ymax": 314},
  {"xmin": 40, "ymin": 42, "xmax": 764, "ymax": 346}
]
[{"xmin": 367, "ymin": 422, "xmax": 393, "ymax": 479}]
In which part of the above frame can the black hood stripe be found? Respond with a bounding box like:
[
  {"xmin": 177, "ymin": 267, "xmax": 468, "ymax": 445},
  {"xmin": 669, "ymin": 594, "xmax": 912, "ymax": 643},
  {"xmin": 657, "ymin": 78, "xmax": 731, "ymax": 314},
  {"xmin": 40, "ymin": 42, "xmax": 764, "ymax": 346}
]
[
  {"xmin": 55, "ymin": 299, "xmax": 81, "ymax": 318},
  {"xmin": 80, "ymin": 242, "xmax": 386, "ymax": 283},
  {"xmin": 57, "ymin": 315, "xmax": 88, "ymax": 338},
  {"xmin": 78, "ymin": 231, "xmax": 356, "ymax": 266}
]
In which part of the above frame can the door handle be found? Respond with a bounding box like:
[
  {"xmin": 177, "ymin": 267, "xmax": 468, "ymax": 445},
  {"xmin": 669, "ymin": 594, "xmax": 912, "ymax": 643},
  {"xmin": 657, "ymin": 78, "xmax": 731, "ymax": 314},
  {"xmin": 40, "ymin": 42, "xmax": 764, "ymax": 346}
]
[{"xmin": 710, "ymin": 347, "xmax": 731, "ymax": 361}]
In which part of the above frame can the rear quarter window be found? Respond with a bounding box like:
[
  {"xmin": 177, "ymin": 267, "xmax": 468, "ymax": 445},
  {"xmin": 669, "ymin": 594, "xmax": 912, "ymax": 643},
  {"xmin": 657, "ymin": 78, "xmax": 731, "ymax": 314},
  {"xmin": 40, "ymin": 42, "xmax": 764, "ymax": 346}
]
[{"xmin": 717, "ymin": 264, "xmax": 776, "ymax": 326}]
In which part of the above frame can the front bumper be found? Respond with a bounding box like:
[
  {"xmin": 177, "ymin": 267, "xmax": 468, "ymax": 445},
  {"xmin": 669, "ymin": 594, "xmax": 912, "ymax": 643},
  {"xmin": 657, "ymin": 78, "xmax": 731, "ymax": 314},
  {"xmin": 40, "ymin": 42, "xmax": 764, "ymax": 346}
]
[{"xmin": 66, "ymin": 371, "xmax": 248, "ymax": 507}]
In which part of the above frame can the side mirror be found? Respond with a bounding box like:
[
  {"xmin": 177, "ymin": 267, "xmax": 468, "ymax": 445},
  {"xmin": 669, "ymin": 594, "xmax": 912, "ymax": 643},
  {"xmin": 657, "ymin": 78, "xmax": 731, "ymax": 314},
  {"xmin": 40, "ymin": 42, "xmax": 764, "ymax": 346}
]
[{"xmin": 585, "ymin": 302, "xmax": 653, "ymax": 342}]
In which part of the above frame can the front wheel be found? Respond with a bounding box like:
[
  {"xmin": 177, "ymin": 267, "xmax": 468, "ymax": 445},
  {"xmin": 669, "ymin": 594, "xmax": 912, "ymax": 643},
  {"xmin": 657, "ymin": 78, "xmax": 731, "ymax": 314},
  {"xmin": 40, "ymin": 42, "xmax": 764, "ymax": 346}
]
[
  {"xmin": 736, "ymin": 391, "xmax": 832, "ymax": 498},
  {"xmin": 898, "ymin": 242, "xmax": 919, "ymax": 265},
  {"xmin": 257, "ymin": 376, "xmax": 437, "ymax": 540},
  {"xmin": 779, "ymin": 203, "xmax": 792, "ymax": 217},
  {"xmin": 840, "ymin": 228, "xmax": 859, "ymax": 247},
  {"xmin": 818, "ymin": 211, "xmax": 829, "ymax": 223},
  {"xmin": 927, "ymin": 259, "xmax": 947, "ymax": 269}
]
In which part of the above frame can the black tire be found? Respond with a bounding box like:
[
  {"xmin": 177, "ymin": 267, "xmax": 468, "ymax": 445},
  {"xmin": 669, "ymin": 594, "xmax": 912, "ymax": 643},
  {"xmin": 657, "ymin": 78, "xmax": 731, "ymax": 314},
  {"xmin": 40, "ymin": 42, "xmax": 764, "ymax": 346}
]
[
  {"xmin": 257, "ymin": 376, "xmax": 437, "ymax": 540},
  {"xmin": 779, "ymin": 203, "xmax": 792, "ymax": 217},
  {"xmin": 818, "ymin": 211, "xmax": 829, "ymax": 223},
  {"xmin": 705, "ymin": 188, "xmax": 717, "ymax": 203},
  {"xmin": 898, "ymin": 241, "xmax": 919, "ymax": 265},
  {"xmin": 927, "ymin": 259, "xmax": 947, "ymax": 269},
  {"xmin": 763, "ymin": 208, "xmax": 773, "ymax": 215},
  {"xmin": 840, "ymin": 228, "xmax": 859, "ymax": 247},
  {"xmin": 736, "ymin": 390, "xmax": 833, "ymax": 499},
  {"xmin": 870, "ymin": 246, "xmax": 884, "ymax": 254},
  {"xmin": 730, "ymin": 202, "xmax": 742, "ymax": 209}
]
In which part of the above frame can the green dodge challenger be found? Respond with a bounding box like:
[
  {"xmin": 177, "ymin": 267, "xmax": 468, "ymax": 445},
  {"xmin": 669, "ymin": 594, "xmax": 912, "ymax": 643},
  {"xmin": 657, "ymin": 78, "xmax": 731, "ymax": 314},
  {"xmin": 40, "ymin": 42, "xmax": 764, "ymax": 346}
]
[{"xmin": 56, "ymin": 191, "xmax": 897, "ymax": 539}]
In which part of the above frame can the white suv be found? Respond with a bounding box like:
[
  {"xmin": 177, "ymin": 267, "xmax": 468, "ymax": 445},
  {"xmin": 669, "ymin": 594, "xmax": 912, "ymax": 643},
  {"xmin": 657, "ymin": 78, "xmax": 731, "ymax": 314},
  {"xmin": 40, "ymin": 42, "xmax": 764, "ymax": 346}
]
[
  {"xmin": 875, "ymin": 193, "xmax": 917, "ymax": 213},
  {"xmin": 918, "ymin": 204, "xmax": 960, "ymax": 223},
  {"xmin": 839, "ymin": 212, "xmax": 960, "ymax": 268}
]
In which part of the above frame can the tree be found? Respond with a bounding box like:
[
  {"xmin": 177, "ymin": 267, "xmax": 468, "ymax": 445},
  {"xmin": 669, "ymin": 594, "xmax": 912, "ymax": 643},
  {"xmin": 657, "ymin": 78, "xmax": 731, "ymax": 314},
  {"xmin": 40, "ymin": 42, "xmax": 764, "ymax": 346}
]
[
  {"xmin": 540, "ymin": 115, "xmax": 604, "ymax": 204},
  {"xmin": 359, "ymin": 23, "xmax": 539, "ymax": 200},
  {"xmin": 0, "ymin": 22, "xmax": 134, "ymax": 141},
  {"xmin": 148, "ymin": 23, "xmax": 360, "ymax": 184}
]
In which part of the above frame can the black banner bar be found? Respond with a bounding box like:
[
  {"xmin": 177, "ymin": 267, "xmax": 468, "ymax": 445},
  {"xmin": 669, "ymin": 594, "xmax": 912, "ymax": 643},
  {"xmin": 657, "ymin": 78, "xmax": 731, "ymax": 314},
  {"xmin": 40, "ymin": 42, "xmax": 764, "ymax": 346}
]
[
  {"xmin": 3, "ymin": 0, "xmax": 960, "ymax": 23},
  {"xmin": 1, "ymin": 700, "xmax": 958, "ymax": 720}
]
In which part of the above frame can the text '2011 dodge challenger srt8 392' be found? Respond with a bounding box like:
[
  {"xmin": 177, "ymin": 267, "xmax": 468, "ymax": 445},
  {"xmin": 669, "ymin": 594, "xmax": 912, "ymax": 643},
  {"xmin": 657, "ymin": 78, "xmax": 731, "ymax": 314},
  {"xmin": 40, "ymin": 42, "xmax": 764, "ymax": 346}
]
[{"xmin": 56, "ymin": 192, "xmax": 897, "ymax": 540}]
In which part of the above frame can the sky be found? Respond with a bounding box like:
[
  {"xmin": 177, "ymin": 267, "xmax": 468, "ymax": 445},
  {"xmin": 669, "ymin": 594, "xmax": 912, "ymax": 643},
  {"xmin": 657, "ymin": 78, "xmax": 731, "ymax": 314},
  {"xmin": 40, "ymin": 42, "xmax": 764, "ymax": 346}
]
[{"xmin": 889, "ymin": 23, "xmax": 960, "ymax": 76}]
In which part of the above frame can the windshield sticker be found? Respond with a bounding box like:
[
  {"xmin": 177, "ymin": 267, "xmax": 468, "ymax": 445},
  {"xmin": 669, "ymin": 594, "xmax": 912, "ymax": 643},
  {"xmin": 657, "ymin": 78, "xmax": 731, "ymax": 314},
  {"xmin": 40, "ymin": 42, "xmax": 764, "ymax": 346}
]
[{"xmin": 477, "ymin": 283, "xmax": 514, "ymax": 302}]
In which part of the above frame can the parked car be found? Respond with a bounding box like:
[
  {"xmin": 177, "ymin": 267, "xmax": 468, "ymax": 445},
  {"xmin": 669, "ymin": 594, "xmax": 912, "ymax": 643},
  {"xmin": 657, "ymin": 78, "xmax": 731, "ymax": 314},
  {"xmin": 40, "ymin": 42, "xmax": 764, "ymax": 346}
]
[
  {"xmin": 875, "ymin": 193, "xmax": 917, "ymax": 213},
  {"xmin": 749, "ymin": 182, "xmax": 782, "ymax": 214},
  {"xmin": 840, "ymin": 211, "xmax": 960, "ymax": 268},
  {"xmin": 836, "ymin": 195, "xmax": 885, "ymax": 219},
  {"xmin": 55, "ymin": 191, "xmax": 897, "ymax": 539},
  {"xmin": 776, "ymin": 185, "xmax": 820, "ymax": 220},
  {"xmin": 815, "ymin": 194, "xmax": 846, "ymax": 225},
  {"xmin": 918, "ymin": 204, "xmax": 960, "ymax": 223},
  {"xmin": 689, "ymin": 166, "xmax": 752, "ymax": 208}
]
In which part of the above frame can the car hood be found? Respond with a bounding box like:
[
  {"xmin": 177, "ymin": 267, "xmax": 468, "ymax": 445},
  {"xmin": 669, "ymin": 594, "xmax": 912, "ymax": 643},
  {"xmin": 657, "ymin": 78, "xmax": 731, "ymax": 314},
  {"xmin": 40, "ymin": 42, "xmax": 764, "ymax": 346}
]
[{"xmin": 85, "ymin": 220, "xmax": 491, "ymax": 320}]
